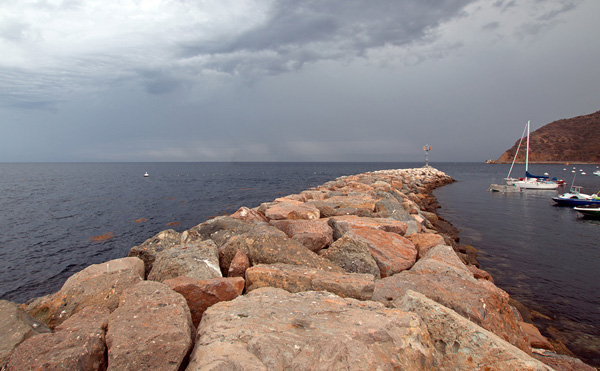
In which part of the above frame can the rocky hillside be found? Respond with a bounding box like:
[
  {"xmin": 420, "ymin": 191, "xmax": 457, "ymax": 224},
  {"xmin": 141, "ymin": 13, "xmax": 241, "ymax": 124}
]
[{"xmin": 496, "ymin": 110, "xmax": 600, "ymax": 163}]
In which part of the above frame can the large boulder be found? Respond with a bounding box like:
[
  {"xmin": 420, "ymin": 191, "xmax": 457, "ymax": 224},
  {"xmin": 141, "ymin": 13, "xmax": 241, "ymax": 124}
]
[
  {"xmin": 520, "ymin": 322, "xmax": 553, "ymax": 350},
  {"xmin": 106, "ymin": 281, "xmax": 193, "ymax": 371},
  {"xmin": 5, "ymin": 306, "xmax": 109, "ymax": 371},
  {"xmin": 325, "ymin": 192, "xmax": 377, "ymax": 214},
  {"xmin": 245, "ymin": 264, "xmax": 375, "ymax": 301},
  {"xmin": 318, "ymin": 234, "xmax": 381, "ymax": 278},
  {"xmin": 304, "ymin": 200, "xmax": 343, "ymax": 217},
  {"xmin": 406, "ymin": 232, "xmax": 447, "ymax": 259},
  {"xmin": 147, "ymin": 241, "xmax": 221, "ymax": 282},
  {"xmin": 372, "ymin": 245, "xmax": 530, "ymax": 352},
  {"xmin": 299, "ymin": 189, "xmax": 329, "ymax": 201},
  {"xmin": 26, "ymin": 267, "xmax": 143, "ymax": 328},
  {"xmin": 163, "ymin": 276, "xmax": 245, "ymax": 327},
  {"xmin": 219, "ymin": 224, "xmax": 343, "ymax": 274},
  {"xmin": 373, "ymin": 197, "xmax": 413, "ymax": 221},
  {"xmin": 531, "ymin": 349, "xmax": 597, "ymax": 371},
  {"xmin": 61, "ymin": 257, "xmax": 144, "ymax": 290},
  {"xmin": 230, "ymin": 206, "xmax": 268, "ymax": 222},
  {"xmin": 343, "ymin": 225, "xmax": 417, "ymax": 277},
  {"xmin": 327, "ymin": 215, "xmax": 408, "ymax": 239},
  {"xmin": 395, "ymin": 290, "xmax": 552, "ymax": 371},
  {"xmin": 0, "ymin": 300, "xmax": 51, "ymax": 366},
  {"xmin": 263, "ymin": 202, "xmax": 320, "ymax": 220},
  {"xmin": 227, "ymin": 249, "xmax": 250, "ymax": 278},
  {"xmin": 185, "ymin": 216, "xmax": 259, "ymax": 247},
  {"xmin": 186, "ymin": 287, "xmax": 436, "ymax": 370},
  {"xmin": 269, "ymin": 219, "xmax": 333, "ymax": 252},
  {"xmin": 128, "ymin": 229, "xmax": 182, "ymax": 277}
]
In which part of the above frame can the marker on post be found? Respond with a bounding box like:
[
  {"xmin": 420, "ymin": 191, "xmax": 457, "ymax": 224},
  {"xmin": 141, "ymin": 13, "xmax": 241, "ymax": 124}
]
[{"xmin": 423, "ymin": 145, "xmax": 431, "ymax": 167}]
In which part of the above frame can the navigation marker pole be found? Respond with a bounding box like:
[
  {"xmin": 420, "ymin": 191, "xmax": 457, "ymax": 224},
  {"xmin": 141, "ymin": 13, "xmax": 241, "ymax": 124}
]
[{"xmin": 423, "ymin": 145, "xmax": 431, "ymax": 167}]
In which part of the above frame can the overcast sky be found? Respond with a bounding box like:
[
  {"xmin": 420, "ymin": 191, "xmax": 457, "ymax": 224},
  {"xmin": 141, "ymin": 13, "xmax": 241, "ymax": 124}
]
[{"xmin": 1, "ymin": 0, "xmax": 598, "ymax": 162}]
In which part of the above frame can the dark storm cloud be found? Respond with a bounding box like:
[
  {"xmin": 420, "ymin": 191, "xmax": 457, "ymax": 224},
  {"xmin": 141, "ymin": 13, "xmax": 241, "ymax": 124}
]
[
  {"xmin": 482, "ymin": 22, "xmax": 500, "ymax": 31},
  {"xmin": 537, "ymin": 1, "xmax": 577, "ymax": 21},
  {"xmin": 516, "ymin": 1, "xmax": 579, "ymax": 37},
  {"xmin": 138, "ymin": 69, "xmax": 185, "ymax": 95},
  {"xmin": 179, "ymin": 0, "xmax": 475, "ymax": 75}
]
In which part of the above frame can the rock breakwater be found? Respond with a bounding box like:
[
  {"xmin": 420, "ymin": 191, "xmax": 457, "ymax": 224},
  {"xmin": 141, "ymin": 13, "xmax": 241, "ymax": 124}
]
[{"xmin": 1, "ymin": 167, "xmax": 595, "ymax": 370}]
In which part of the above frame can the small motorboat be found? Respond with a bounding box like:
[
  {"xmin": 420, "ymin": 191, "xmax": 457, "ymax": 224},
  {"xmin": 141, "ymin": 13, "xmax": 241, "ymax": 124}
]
[
  {"xmin": 551, "ymin": 186, "xmax": 600, "ymax": 206},
  {"xmin": 144, "ymin": 172, "xmax": 149, "ymax": 177},
  {"xmin": 574, "ymin": 205, "xmax": 600, "ymax": 218}
]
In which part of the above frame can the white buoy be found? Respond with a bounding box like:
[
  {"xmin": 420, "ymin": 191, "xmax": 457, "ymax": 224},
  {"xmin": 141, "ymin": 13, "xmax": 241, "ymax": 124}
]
[{"xmin": 144, "ymin": 172, "xmax": 149, "ymax": 177}]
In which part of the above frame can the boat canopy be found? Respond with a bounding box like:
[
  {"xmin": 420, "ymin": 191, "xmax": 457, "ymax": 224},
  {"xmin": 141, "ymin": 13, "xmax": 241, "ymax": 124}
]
[{"xmin": 525, "ymin": 171, "xmax": 549, "ymax": 179}]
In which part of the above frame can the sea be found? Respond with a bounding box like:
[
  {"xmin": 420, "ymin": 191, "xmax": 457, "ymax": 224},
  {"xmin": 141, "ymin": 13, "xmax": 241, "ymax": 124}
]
[{"xmin": 1, "ymin": 162, "xmax": 599, "ymax": 365}]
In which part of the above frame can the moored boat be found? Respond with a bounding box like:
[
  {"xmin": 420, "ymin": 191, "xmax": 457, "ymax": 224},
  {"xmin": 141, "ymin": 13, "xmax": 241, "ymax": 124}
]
[
  {"xmin": 501, "ymin": 120, "xmax": 560, "ymax": 190},
  {"xmin": 488, "ymin": 183, "xmax": 523, "ymax": 193},
  {"xmin": 574, "ymin": 205, "xmax": 600, "ymax": 218},
  {"xmin": 552, "ymin": 186, "xmax": 600, "ymax": 206}
]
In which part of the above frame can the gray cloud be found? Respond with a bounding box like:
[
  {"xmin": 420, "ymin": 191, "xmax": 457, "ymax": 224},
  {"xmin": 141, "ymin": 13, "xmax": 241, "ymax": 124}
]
[
  {"xmin": 482, "ymin": 21, "xmax": 500, "ymax": 31},
  {"xmin": 0, "ymin": 0, "xmax": 598, "ymax": 162},
  {"xmin": 179, "ymin": 1, "xmax": 475, "ymax": 76}
]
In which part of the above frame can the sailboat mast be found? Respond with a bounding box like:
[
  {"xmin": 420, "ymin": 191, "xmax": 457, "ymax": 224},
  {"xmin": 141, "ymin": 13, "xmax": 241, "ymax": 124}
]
[
  {"xmin": 507, "ymin": 121, "xmax": 528, "ymax": 181},
  {"xmin": 525, "ymin": 120, "xmax": 530, "ymax": 175}
]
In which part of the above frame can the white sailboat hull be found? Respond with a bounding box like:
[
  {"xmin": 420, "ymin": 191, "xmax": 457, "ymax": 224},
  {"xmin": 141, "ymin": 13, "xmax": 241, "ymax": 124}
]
[{"xmin": 512, "ymin": 179, "xmax": 559, "ymax": 189}]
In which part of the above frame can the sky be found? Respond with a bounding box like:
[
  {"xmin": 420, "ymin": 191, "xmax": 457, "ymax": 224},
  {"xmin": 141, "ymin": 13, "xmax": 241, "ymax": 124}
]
[{"xmin": 1, "ymin": 0, "xmax": 599, "ymax": 162}]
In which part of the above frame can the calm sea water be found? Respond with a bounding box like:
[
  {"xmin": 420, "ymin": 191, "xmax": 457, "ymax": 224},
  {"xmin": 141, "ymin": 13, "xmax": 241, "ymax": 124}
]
[
  {"xmin": 433, "ymin": 162, "xmax": 600, "ymax": 365},
  {"xmin": 0, "ymin": 162, "xmax": 421, "ymax": 302},
  {"xmin": 1, "ymin": 162, "xmax": 599, "ymax": 362}
]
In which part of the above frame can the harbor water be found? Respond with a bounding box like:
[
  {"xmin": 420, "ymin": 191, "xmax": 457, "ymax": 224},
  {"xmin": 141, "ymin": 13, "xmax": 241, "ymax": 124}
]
[{"xmin": 0, "ymin": 162, "xmax": 598, "ymax": 364}]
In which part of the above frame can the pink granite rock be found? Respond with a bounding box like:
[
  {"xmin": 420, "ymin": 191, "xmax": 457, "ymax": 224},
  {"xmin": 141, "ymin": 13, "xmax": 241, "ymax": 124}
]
[
  {"xmin": 128, "ymin": 229, "xmax": 182, "ymax": 276},
  {"xmin": 163, "ymin": 276, "xmax": 245, "ymax": 327},
  {"xmin": 324, "ymin": 194, "xmax": 377, "ymax": 212},
  {"xmin": 5, "ymin": 306, "xmax": 109, "ymax": 371},
  {"xmin": 245, "ymin": 263, "xmax": 375, "ymax": 301},
  {"xmin": 0, "ymin": 300, "xmax": 51, "ymax": 366},
  {"xmin": 227, "ymin": 249, "xmax": 250, "ymax": 278},
  {"xmin": 344, "ymin": 225, "xmax": 417, "ymax": 277},
  {"xmin": 406, "ymin": 233, "xmax": 446, "ymax": 259},
  {"xmin": 319, "ymin": 234, "xmax": 381, "ymax": 278},
  {"xmin": 218, "ymin": 224, "xmax": 343, "ymax": 274},
  {"xmin": 532, "ymin": 349, "xmax": 597, "ymax": 371},
  {"xmin": 147, "ymin": 241, "xmax": 222, "ymax": 282},
  {"xmin": 520, "ymin": 322, "xmax": 554, "ymax": 350},
  {"xmin": 106, "ymin": 281, "xmax": 193, "ymax": 371},
  {"xmin": 467, "ymin": 264, "xmax": 494, "ymax": 282},
  {"xmin": 264, "ymin": 202, "xmax": 320, "ymax": 220},
  {"xmin": 61, "ymin": 257, "xmax": 144, "ymax": 290},
  {"xmin": 373, "ymin": 245, "xmax": 530, "ymax": 352},
  {"xmin": 328, "ymin": 215, "xmax": 408, "ymax": 238},
  {"xmin": 396, "ymin": 290, "xmax": 551, "ymax": 371},
  {"xmin": 230, "ymin": 206, "xmax": 268, "ymax": 222},
  {"xmin": 187, "ymin": 288, "xmax": 436, "ymax": 370},
  {"xmin": 269, "ymin": 219, "xmax": 333, "ymax": 252},
  {"xmin": 26, "ymin": 268, "xmax": 143, "ymax": 328}
]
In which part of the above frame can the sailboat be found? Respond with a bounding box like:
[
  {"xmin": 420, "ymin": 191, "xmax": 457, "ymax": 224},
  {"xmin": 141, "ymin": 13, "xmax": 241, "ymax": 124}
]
[
  {"xmin": 490, "ymin": 120, "xmax": 559, "ymax": 191},
  {"xmin": 509, "ymin": 121, "xmax": 559, "ymax": 189}
]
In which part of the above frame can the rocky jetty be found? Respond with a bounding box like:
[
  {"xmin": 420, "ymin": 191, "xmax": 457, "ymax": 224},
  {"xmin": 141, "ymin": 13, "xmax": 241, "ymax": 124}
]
[
  {"xmin": 1, "ymin": 167, "xmax": 595, "ymax": 370},
  {"xmin": 496, "ymin": 110, "xmax": 600, "ymax": 164}
]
